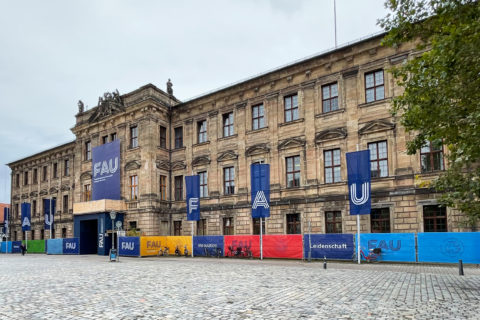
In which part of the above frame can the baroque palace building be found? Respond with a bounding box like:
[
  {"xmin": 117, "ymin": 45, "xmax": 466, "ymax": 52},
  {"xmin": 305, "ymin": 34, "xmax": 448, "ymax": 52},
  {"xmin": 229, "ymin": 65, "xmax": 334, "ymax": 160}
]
[{"xmin": 7, "ymin": 32, "xmax": 470, "ymax": 246}]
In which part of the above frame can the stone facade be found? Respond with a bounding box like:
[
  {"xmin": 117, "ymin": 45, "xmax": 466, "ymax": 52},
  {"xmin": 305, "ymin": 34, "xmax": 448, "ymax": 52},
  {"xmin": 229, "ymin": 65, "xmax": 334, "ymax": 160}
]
[{"xmin": 7, "ymin": 33, "xmax": 475, "ymax": 241}]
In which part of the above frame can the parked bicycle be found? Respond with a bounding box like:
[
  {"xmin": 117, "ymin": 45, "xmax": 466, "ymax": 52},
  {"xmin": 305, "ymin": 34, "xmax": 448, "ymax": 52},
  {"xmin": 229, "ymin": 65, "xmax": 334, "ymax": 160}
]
[
  {"xmin": 158, "ymin": 246, "xmax": 170, "ymax": 257},
  {"xmin": 353, "ymin": 248, "xmax": 382, "ymax": 262},
  {"xmin": 184, "ymin": 245, "xmax": 189, "ymax": 257},
  {"xmin": 175, "ymin": 246, "xmax": 181, "ymax": 256}
]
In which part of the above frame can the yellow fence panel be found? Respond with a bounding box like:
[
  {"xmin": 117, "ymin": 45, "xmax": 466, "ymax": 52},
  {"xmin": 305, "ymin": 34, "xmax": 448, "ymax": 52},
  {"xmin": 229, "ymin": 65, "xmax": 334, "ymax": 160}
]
[
  {"xmin": 165, "ymin": 236, "xmax": 192, "ymax": 255},
  {"xmin": 140, "ymin": 236, "xmax": 167, "ymax": 256}
]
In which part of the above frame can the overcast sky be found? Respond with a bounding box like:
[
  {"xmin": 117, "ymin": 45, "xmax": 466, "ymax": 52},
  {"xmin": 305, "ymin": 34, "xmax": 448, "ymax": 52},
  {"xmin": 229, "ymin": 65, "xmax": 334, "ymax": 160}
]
[{"xmin": 0, "ymin": 0, "xmax": 388, "ymax": 203}]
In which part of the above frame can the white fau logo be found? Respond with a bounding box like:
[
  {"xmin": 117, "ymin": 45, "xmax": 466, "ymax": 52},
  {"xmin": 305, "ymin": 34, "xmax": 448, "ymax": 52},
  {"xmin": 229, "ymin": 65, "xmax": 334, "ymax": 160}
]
[
  {"xmin": 350, "ymin": 182, "xmax": 370, "ymax": 205},
  {"xmin": 93, "ymin": 157, "xmax": 119, "ymax": 178},
  {"xmin": 252, "ymin": 191, "xmax": 269, "ymax": 209},
  {"xmin": 45, "ymin": 214, "xmax": 53, "ymax": 226},
  {"xmin": 189, "ymin": 198, "xmax": 199, "ymax": 214}
]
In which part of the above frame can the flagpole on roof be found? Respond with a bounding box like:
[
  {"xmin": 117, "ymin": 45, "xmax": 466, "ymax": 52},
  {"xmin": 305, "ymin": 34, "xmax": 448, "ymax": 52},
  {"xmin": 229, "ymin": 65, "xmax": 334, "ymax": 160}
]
[{"xmin": 334, "ymin": 0, "xmax": 338, "ymax": 48}]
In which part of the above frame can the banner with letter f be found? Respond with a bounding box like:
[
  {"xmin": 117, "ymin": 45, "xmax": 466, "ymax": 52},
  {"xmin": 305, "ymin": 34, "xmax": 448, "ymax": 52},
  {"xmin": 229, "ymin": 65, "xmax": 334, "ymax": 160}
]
[
  {"xmin": 186, "ymin": 175, "xmax": 200, "ymax": 221},
  {"xmin": 346, "ymin": 150, "xmax": 371, "ymax": 215},
  {"xmin": 21, "ymin": 203, "xmax": 31, "ymax": 232},
  {"xmin": 44, "ymin": 198, "xmax": 56, "ymax": 230},
  {"xmin": 251, "ymin": 164, "xmax": 270, "ymax": 218}
]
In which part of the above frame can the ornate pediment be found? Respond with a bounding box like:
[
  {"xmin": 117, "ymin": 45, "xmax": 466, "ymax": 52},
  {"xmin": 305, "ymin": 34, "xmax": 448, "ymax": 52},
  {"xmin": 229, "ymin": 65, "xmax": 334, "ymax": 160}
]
[
  {"xmin": 39, "ymin": 189, "xmax": 48, "ymax": 196},
  {"xmin": 171, "ymin": 161, "xmax": 186, "ymax": 170},
  {"xmin": 125, "ymin": 160, "xmax": 141, "ymax": 171},
  {"xmin": 60, "ymin": 184, "xmax": 70, "ymax": 192},
  {"xmin": 192, "ymin": 155, "xmax": 211, "ymax": 167},
  {"xmin": 80, "ymin": 171, "xmax": 92, "ymax": 180},
  {"xmin": 21, "ymin": 193, "xmax": 29, "ymax": 199},
  {"xmin": 217, "ymin": 150, "xmax": 238, "ymax": 162},
  {"xmin": 49, "ymin": 187, "xmax": 58, "ymax": 194},
  {"xmin": 88, "ymin": 90, "xmax": 125, "ymax": 123},
  {"xmin": 359, "ymin": 119, "xmax": 395, "ymax": 135},
  {"xmin": 30, "ymin": 191, "xmax": 38, "ymax": 197},
  {"xmin": 156, "ymin": 160, "xmax": 170, "ymax": 171},
  {"xmin": 315, "ymin": 127, "xmax": 347, "ymax": 143},
  {"xmin": 278, "ymin": 137, "xmax": 306, "ymax": 150},
  {"xmin": 245, "ymin": 143, "xmax": 270, "ymax": 156},
  {"xmin": 12, "ymin": 195, "xmax": 20, "ymax": 201}
]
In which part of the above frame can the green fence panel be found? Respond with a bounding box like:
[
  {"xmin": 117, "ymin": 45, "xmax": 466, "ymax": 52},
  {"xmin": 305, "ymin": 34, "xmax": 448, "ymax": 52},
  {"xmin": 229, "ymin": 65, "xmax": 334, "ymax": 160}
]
[{"xmin": 22, "ymin": 240, "xmax": 45, "ymax": 253}]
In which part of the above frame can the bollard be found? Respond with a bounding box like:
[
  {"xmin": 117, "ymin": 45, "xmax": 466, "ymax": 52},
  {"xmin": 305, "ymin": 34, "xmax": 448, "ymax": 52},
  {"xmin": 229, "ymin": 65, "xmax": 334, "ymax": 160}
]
[
  {"xmin": 459, "ymin": 259, "xmax": 464, "ymax": 276},
  {"xmin": 323, "ymin": 256, "xmax": 327, "ymax": 269},
  {"xmin": 308, "ymin": 250, "xmax": 311, "ymax": 262}
]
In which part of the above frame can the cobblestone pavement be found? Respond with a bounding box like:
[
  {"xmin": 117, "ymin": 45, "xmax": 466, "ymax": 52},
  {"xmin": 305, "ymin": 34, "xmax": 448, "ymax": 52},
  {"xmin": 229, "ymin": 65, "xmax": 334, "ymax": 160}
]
[{"xmin": 0, "ymin": 254, "xmax": 479, "ymax": 319}]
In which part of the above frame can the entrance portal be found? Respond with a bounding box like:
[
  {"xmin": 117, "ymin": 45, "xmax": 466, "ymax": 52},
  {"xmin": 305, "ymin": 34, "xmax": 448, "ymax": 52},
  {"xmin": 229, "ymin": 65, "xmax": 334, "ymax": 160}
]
[{"xmin": 80, "ymin": 219, "xmax": 98, "ymax": 254}]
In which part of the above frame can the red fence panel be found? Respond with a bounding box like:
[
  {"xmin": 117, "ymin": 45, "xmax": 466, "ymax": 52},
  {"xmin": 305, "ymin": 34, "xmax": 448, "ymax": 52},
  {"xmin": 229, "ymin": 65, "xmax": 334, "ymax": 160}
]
[
  {"xmin": 263, "ymin": 235, "xmax": 303, "ymax": 259},
  {"xmin": 224, "ymin": 235, "xmax": 260, "ymax": 257}
]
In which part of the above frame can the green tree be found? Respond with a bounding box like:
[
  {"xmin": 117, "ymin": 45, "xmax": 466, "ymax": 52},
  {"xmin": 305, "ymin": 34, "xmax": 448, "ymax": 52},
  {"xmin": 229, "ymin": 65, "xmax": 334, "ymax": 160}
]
[{"xmin": 379, "ymin": 0, "xmax": 480, "ymax": 227}]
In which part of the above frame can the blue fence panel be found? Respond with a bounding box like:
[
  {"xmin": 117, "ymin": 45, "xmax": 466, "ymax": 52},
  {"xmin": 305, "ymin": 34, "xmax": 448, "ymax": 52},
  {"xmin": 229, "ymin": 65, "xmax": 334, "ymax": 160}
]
[
  {"xmin": 418, "ymin": 232, "xmax": 480, "ymax": 264},
  {"xmin": 358, "ymin": 233, "xmax": 416, "ymax": 262},
  {"xmin": 303, "ymin": 234, "xmax": 354, "ymax": 260},
  {"xmin": 63, "ymin": 238, "xmax": 80, "ymax": 255},
  {"xmin": 46, "ymin": 239, "xmax": 63, "ymax": 255},
  {"xmin": 0, "ymin": 242, "xmax": 7, "ymax": 253},
  {"xmin": 12, "ymin": 241, "xmax": 22, "ymax": 253},
  {"xmin": 118, "ymin": 237, "xmax": 140, "ymax": 257},
  {"xmin": 193, "ymin": 236, "xmax": 224, "ymax": 256}
]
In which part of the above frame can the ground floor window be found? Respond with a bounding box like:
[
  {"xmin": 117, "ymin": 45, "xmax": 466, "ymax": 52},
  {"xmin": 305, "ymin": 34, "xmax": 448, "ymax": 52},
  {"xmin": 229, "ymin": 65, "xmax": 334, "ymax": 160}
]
[
  {"xmin": 62, "ymin": 228, "xmax": 67, "ymax": 239},
  {"xmin": 253, "ymin": 218, "xmax": 265, "ymax": 235},
  {"xmin": 223, "ymin": 217, "xmax": 234, "ymax": 235},
  {"xmin": 286, "ymin": 213, "xmax": 301, "ymax": 234},
  {"xmin": 371, "ymin": 208, "xmax": 391, "ymax": 233},
  {"xmin": 40, "ymin": 229, "xmax": 44, "ymax": 240},
  {"xmin": 174, "ymin": 221, "xmax": 182, "ymax": 236},
  {"xmin": 423, "ymin": 205, "xmax": 447, "ymax": 232},
  {"xmin": 31, "ymin": 230, "xmax": 35, "ymax": 240},
  {"xmin": 197, "ymin": 219, "xmax": 207, "ymax": 236},
  {"xmin": 325, "ymin": 211, "xmax": 342, "ymax": 233}
]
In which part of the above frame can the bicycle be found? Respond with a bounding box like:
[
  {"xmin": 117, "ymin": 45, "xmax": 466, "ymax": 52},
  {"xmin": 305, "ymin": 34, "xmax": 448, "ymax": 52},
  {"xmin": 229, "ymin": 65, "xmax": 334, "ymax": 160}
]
[
  {"xmin": 158, "ymin": 246, "xmax": 169, "ymax": 257},
  {"xmin": 175, "ymin": 246, "xmax": 181, "ymax": 256},
  {"xmin": 353, "ymin": 248, "xmax": 381, "ymax": 262},
  {"xmin": 184, "ymin": 245, "xmax": 189, "ymax": 257}
]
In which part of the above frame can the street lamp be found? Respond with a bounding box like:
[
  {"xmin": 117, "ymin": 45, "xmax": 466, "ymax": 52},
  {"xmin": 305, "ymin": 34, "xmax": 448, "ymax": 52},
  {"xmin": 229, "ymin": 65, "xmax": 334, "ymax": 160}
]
[{"xmin": 109, "ymin": 211, "xmax": 116, "ymax": 252}]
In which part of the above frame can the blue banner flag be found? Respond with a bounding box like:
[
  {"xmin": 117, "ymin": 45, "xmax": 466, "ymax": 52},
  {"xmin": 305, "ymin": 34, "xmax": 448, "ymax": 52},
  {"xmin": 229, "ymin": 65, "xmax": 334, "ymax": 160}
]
[
  {"xmin": 92, "ymin": 139, "xmax": 121, "ymax": 200},
  {"xmin": 3, "ymin": 207, "xmax": 9, "ymax": 235},
  {"xmin": 44, "ymin": 198, "xmax": 56, "ymax": 230},
  {"xmin": 21, "ymin": 203, "xmax": 31, "ymax": 232},
  {"xmin": 346, "ymin": 150, "xmax": 371, "ymax": 215},
  {"xmin": 186, "ymin": 175, "xmax": 200, "ymax": 221},
  {"xmin": 251, "ymin": 164, "xmax": 270, "ymax": 218}
]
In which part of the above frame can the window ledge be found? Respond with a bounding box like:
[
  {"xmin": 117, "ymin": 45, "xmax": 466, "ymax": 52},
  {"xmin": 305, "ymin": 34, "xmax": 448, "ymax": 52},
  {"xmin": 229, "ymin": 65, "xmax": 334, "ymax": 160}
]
[
  {"xmin": 127, "ymin": 146, "xmax": 140, "ymax": 151},
  {"xmin": 82, "ymin": 160, "xmax": 92, "ymax": 164},
  {"xmin": 358, "ymin": 97, "xmax": 391, "ymax": 108},
  {"xmin": 416, "ymin": 170, "xmax": 445, "ymax": 177},
  {"xmin": 321, "ymin": 181, "xmax": 346, "ymax": 186},
  {"xmin": 172, "ymin": 147, "xmax": 186, "ymax": 152},
  {"xmin": 371, "ymin": 176, "xmax": 395, "ymax": 182},
  {"xmin": 193, "ymin": 141, "xmax": 211, "ymax": 147},
  {"xmin": 219, "ymin": 134, "xmax": 238, "ymax": 141},
  {"xmin": 157, "ymin": 146, "xmax": 169, "ymax": 151},
  {"xmin": 279, "ymin": 118, "xmax": 304, "ymax": 127},
  {"xmin": 246, "ymin": 127, "xmax": 269, "ymax": 135},
  {"xmin": 315, "ymin": 109, "xmax": 345, "ymax": 118}
]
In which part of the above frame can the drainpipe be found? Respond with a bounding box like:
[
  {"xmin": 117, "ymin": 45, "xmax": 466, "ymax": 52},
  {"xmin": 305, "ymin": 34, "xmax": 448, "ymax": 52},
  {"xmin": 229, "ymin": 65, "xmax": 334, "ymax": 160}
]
[{"xmin": 168, "ymin": 108, "xmax": 172, "ymax": 236}]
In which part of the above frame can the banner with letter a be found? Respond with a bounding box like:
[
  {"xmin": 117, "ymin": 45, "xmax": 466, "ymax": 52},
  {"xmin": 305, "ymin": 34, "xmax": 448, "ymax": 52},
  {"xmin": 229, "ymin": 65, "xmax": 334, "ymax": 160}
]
[
  {"xmin": 251, "ymin": 164, "xmax": 270, "ymax": 218},
  {"xmin": 21, "ymin": 203, "xmax": 31, "ymax": 232},
  {"xmin": 186, "ymin": 175, "xmax": 200, "ymax": 221},
  {"xmin": 44, "ymin": 198, "xmax": 56, "ymax": 230},
  {"xmin": 346, "ymin": 150, "xmax": 371, "ymax": 215},
  {"xmin": 92, "ymin": 139, "xmax": 120, "ymax": 200}
]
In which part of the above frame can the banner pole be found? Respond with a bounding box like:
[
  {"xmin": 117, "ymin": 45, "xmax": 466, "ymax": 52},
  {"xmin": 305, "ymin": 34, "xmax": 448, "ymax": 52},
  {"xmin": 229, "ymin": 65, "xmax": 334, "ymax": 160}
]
[
  {"xmin": 356, "ymin": 144, "xmax": 361, "ymax": 265},
  {"xmin": 50, "ymin": 197, "xmax": 52, "ymax": 239},
  {"xmin": 260, "ymin": 217, "xmax": 263, "ymax": 260},
  {"xmin": 191, "ymin": 220, "xmax": 194, "ymax": 257}
]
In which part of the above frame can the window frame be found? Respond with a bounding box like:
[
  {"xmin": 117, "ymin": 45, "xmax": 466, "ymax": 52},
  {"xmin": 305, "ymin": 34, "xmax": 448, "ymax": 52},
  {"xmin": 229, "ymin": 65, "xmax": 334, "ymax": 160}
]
[
  {"xmin": 130, "ymin": 125, "xmax": 138, "ymax": 148},
  {"xmin": 110, "ymin": 132, "xmax": 117, "ymax": 141},
  {"xmin": 325, "ymin": 211, "xmax": 342, "ymax": 233},
  {"xmin": 284, "ymin": 94, "xmax": 299, "ymax": 122},
  {"xmin": 420, "ymin": 141, "xmax": 444, "ymax": 173},
  {"xmin": 174, "ymin": 220, "xmax": 182, "ymax": 236},
  {"xmin": 53, "ymin": 163, "xmax": 58, "ymax": 179},
  {"xmin": 197, "ymin": 218, "xmax": 207, "ymax": 236},
  {"xmin": 223, "ymin": 217, "xmax": 234, "ymax": 235},
  {"xmin": 160, "ymin": 126, "xmax": 167, "ymax": 148},
  {"xmin": 322, "ymin": 82, "xmax": 339, "ymax": 113},
  {"xmin": 42, "ymin": 166, "xmax": 48, "ymax": 182},
  {"xmin": 33, "ymin": 168, "xmax": 38, "ymax": 184},
  {"xmin": 253, "ymin": 218, "xmax": 266, "ymax": 235},
  {"xmin": 129, "ymin": 175, "xmax": 138, "ymax": 200},
  {"xmin": 24, "ymin": 171, "xmax": 28, "ymax": 185},
  {"xmin": 368, "ymin": 140, "xmax": 388, "ymax": 178},
  {"xmin": 286, "ymin": 155, "xmax": 301, "ymax": 188},
  {"xmin": 159, "ymin": 175, "xmax": 167, "ymax": 201},
  {"xmin": 64, "ymin": 159, "xmax": 70, "ymax": 176},
  {"xmin": 102, "ymin": 135, "xmax": 108, "ymax": 144},
  {"xmin": 252, "ymin": 103, "xmax": 265, "ymax": 130},
  {"xmin": 199, "ymin": 171, "xmax": 208, "ymax": 198},
  {"xmin": 174, "ymin": 127, "xmax": 183, "ymax": 149},
  {"xmin": 286, "ymin": 213, "xmax": 301, "ymax": 234},
  {"xmin": 223, "ymin": 112, "xmax": 234, "ymax": 137},
  {"xmin": 324, "ymin": 149, "xmax": 341, "ymax": 184},
  {"xmin": 174, "ymin": 175, "xmax": 183, "ymax": 201},
  {"xmin": 365, "ymin": 69, "xmax": 385, "ymax": 103},
  {"xmin": 32, "ymin": 200, "xmax": 37, "ymax": 216},
  {"xmin": 197, "ymin": 120, "xmax": 207, "ymax": 143},
  {"xmin": 223, "ymin": 167, "xmax": 235, "ymax": 195},
  {"xmin": 83, "ymin": 184, "xmax": 91, "ymax": 202},
  {"xmin": 85, "ymin": 140, "xmax": 91, "ymax": 161},
  {"xmin": 423, "ymin": 205, "xmax": 447, "ymax": 232},
  {"xmin": 370, "ymin": 208, "xmax": 391, "ymax": 233}
]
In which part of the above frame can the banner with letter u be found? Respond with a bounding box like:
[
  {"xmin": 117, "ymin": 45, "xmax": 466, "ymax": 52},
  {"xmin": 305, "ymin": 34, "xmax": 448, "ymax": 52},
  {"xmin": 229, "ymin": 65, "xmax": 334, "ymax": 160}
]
[
  {"xmin": 44, "ymin": 198, "xmax": 56, "ymax": 230},
  {"xmin": 346, "ymin": 150, "xmax": 371, "ymax": 215},
  {"xmin": 251, "ymin": 164, "xmax": 270, "ymax": 218},
  {"xmin": 21, "ymin": 203, "xmax": 31, "ymax": 232},
  {"xmin": 186, "ymin": 175, "xmax": 200, "ymax": 221}
]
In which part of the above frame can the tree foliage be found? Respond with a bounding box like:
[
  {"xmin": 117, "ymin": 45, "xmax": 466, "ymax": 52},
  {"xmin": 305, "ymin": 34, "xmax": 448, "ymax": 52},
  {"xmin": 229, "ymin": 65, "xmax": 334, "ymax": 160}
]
[{"xmin": 379, "ymin": 0, "xmax": 480, "ymax": 226}]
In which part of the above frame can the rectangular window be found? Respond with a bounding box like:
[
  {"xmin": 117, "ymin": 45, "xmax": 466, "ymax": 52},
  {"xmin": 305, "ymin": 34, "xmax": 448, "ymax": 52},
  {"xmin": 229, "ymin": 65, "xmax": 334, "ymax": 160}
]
[
  {"xmin": 102, "ymin": 135, "xmax": 108, "ymax": 144},
  {"xmin": 160, "ymin": 126, "xmax": 167, "ymax": 148},
  {"xmin": 32, "ymin": 200, "xmax": 37, "ymax": 216},
  {"xmin": 368, "ymin": 141, "xmax": 388, "ymax": 178},
  {"xmin": 31, "ymin": 230, "xmax": 35, "ymax": 240},
  {"xmin": 325, "ymin": 211, "xmax": 342, "ymax": 233},
  {"xmin": 371, "ymin": 208, "xmax": 390, "ymax": 233},
  {"xmin": 324, "ymin": 149, "xmax": 341, "ymax": 183},
  {"xmin": 174, "ymin": 221, "xmax": 182, "ymax": 236},
  {"xmin": 15, "ymin": 174, "xmax": 19, "ymax": 187},
  {"xmin": 322, "ymin": 83, "xmax": 339, "ymax": 113},
  {"xmin": 129, "ymin": 175, "xmax": 138, "ymax": 200},
  {"xmin": 85, "ymin": 141, "xmax": 91, "ymax": 161},
  {"xmin": 129, "ymin": 221, "xmax": 137, "ymax": 230},
  {"xmin": 40, "ymin": 229, "xmax": 44, "ymax": 240},
  {"xmin": 63, "ymin": 195, "xmax": 69, "ymax": 213},
  {"xmin": 33, "ymin": 168, "xmax": 38, "ymax": 184},
  {"xmin": 421, "ymin": 141, "xmax": 444, "ymax": 173},
  {"xmin": 252, "ymin": 103, "xmax": 265, "ymax": 130},
  {"xmin": 199, "ymin": 171, "xmax": 208, "ymax": 198},
  {"xmin": 110, "ymin": 132, "xmax": 117, "ymax": 141},
  {"xmin": 365, "ymin": 70, "xmax": 385, "ymax": 103},
  {"xmin": 253, "ymin": 218, "xmax": 265, "ymax": 235},
  {"xmin": 284, "ymin": 94, "xmax": 299, "ymax": 122},
  {"xmin": 174, "ymin": 127, "xmax": 183, "ymax": 148},
  {"xmin": 197, "ymin": 219, "xmax": 207, "ymax": 236},
  {"xmin": 14, "ymin": 203, "xmax": 18, "ymax": 218},
  {"xmin": 174, "ymin": 175, "xmax": 183, "ymax": 201},
  {"xmin": 160, "ymin": 175, "xmax": 167, "ymax": 200},
  {"xmin": 64, "ymin": 159, "xmax": 70, "ymax": 176},
  {"xmin": 223, "ymin": 167, "xmax": 235, "ymax": 195},
  {"xmin": 53, "ymin": 163, "xmax": 58, "ymax": 179},
  {"xmin": 24, "ymin": 171, "xmax": 28, "ymax": 185},
  {"xmin": 223, "ymin": 112, "xmax": 234, "ymax": 137},
  {"xmin": 42, "ymin": 166, "xmax": 47, "ymax": 181},
  {"xmin": 62, "ymin": 228, "xmax": 67, "ymax": 239},
  {"xmin": 423, "ymin": 205, "xmax": 447, "ymax": 232},
  {"xmin": 286, "ymin": 213, "xmax": 301, "ymax": 234},
  {"xmin": 223, "ymin": 217, "xmax": 234, "ymax": 235},
  {"xmin": 84, "ymin": 184, "xmax": 91, "ymax": 201},
  {"xmin": 197, "ymin": 120, "xmax": 207, "ymax": 143},
  {"xmin": 130, "ymin": 126, "xmax": 138, "ymax": 148},
  {"xmin": 286, "ymin": 156, "xmax": 301, "ymax": 187}
]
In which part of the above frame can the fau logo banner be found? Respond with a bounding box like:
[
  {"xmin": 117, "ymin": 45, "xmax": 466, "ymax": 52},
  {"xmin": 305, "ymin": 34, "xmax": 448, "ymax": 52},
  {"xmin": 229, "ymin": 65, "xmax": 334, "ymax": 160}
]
[
  {"xmin": 44, "ymin": 198, "xmax": 56, "ymax": 230},
  {"xmin": 186, "ymin": 175, "xmax": 200, "ymax": 221},
  {"xmin": 251, "ymin": 164, "xmax": 270, "ymax": 218},
  {"xmin": 63, "ymin": 238, "xmax": 80, "ymax": 255},
  {"xmin": 346, "ymin": 150, "xmax": 371, "ymax": 215},
  {"xmin": 3, "ymin": 207, "xmax": 9, "ymax": 234},
  {"xmin": 21, "ymin": 203, "xmax": 31, "ymax": 232},
  {"xmin": 92, "ymin": 140, "xmax": 120, "ymax": 200}
]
